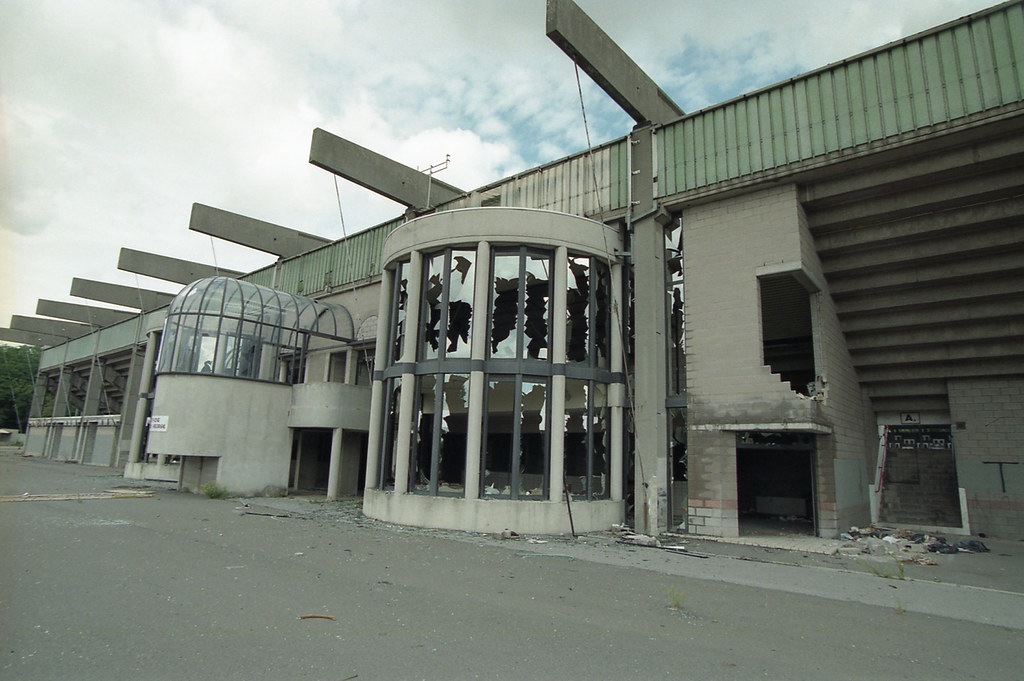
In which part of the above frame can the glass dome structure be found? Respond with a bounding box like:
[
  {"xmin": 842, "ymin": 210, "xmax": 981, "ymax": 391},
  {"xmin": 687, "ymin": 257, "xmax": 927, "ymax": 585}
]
[{"xmin": 156, "ymin": 277, "xmax": 354, "ymax": 384}]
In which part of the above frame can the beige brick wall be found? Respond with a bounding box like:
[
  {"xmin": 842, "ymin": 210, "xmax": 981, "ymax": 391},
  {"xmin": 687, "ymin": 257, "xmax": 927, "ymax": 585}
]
[
  {"xmin": 949, "ymin": 377, "xmax": 1024, "ymax": 538},
  {"xmin": 682, "ymin": 184, "xmax": 874, "ymax": 537}
]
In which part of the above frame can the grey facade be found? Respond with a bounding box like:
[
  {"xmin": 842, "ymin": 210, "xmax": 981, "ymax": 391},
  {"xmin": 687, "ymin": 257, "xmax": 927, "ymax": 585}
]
[{"xmin": 14, "ymin": 1, "xmax": 1024, "ymax": 538}]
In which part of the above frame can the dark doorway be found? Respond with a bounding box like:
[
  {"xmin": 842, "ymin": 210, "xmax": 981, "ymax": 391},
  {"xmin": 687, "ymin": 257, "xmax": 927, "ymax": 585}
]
[
  {"xmin": 736, "ymin": 432, "xmax": 816, "ymax": 536},
  {"xmin": 289, "ymin": 428, "xmax": 332, "ymax": 492}
]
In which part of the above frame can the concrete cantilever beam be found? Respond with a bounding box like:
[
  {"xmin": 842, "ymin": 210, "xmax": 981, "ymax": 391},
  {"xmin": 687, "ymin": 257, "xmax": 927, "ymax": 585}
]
[
  {"xmin": 118, "ymin": 248, "xmax": 244, "ymax": 285},
  {"xmin": 0, "ymin": 328, "xmax": 65, "ymax": 347},
  {"xmin": 70, "ymin": 278, "xmax": 175, "ymax": 312},
  {"xmin": 545, "ymin": 0, "xmax": 683, "ymax": 126},
  {"xmin": 36, "ymin": 300, "xmax": 135, "ymax": 328},
  {"xmin": 189, "ymin": 203, "xmax": 330, "ymax": 259},
  {"xmin": 10, "ymin": 315, "xmax": 94, "ymax": 340},
  {"xmin": 309, "ymin": 128, "xmax": 465, "ymax": 210}
]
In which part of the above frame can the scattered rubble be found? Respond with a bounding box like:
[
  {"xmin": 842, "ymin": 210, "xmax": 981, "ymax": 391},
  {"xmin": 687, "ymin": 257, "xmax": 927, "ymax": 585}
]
[{"xmin": 832, "ymin": 526, "xmax": 990, "ymax": 561}]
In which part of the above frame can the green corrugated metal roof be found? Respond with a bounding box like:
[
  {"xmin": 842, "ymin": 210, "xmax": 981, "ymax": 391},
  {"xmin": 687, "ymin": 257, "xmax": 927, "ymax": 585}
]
[{"xmin": 658, "ymin": 1, "xmax": 1024, "ymax": 197}]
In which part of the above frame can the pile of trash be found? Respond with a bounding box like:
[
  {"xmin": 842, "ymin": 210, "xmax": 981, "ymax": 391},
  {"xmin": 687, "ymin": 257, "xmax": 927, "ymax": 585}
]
[{"xmin": 836, "ymin": 526, "xmax": 989, "ymax": 561}]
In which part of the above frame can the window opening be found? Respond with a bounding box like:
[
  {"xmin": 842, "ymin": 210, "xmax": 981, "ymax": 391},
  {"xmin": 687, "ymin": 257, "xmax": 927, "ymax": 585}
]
[
  {"xmin": 758, "ymin": 274, "xmax": 815, "ymax": 396},
  {"xmin": 665, "ymin": 220, "xmax": 685, "ymax": 395},
  {"xmin": 411, "ymin": 373, "xmax": 469, "ymax": 496},
  {"xmin": 481, "ymin": 376, "xmax": 549, "ymax": 499},
  {"xmin": 564, "ymin": 379, "xmax": 609, "ymax": 499}
]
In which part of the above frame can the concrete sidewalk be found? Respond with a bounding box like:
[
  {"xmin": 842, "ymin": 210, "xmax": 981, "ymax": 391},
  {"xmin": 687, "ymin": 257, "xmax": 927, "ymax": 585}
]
[{"xmin": 242, "ymin": 492, "xmax": 1024, "ymax": 631}]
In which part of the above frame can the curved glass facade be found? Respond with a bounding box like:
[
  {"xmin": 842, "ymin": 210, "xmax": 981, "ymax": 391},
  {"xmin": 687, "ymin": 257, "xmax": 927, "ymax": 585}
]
[
  {"xmin": 376, "ymin": 238, "xmax": 621, "ymax": 502},
  {"xmin": 156, "ymin": 277, "xmax": 354, "ymax": 384}
]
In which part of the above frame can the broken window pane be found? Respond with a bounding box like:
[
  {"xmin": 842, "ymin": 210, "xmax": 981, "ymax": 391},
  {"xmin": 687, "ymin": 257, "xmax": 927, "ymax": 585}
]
[
  {"xmin": 490, "ymin": 255, "xmax": 519, "ymax": 359},
  {"xmin": 566, "ymin": 256, "xmax": 590, "ymax": 362},
  {"xmin": 563, "ymin": 379, "xmax": 609, "ymax": 499},
  {"xmin": 411, "ymin": 373, "xmax": 469, "ymax": 496},
  {"xmin": 482, "ymin": 378, "xmax": 515, "ymax": 496},
  {"xmin": 390, "ymin": 261, "xmax": 409, "ymax": 364},
  {"xmin": 523, "ymin": 256, "xmax": 550, "ymax": 360},
  {"xmin": 378, "ymin": 376, "xmax": 402, "ymax": 490},
  {"xmin": 421, "ymin": 253, "xmax": 445, "ymax": 360},
  {"xmin": 665, "ymin": 220, "xmax": 685, "ymax": 395},
  {"xmin": 594, "ymin": 260, "xmax": 610, "ymax": 369},
  {"xmin": 446, "ymin": 252, "xmax": 474, "ymax": 358},
  {"xmin": 519, "ymin": 379, "xmax": 548, "ymax": 497}
]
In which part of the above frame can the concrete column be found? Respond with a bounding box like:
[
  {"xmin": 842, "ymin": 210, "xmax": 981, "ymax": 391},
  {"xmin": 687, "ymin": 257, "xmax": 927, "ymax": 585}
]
[
  {"xmin": 29, "ymin": 376, "xmax": 49, "ymax": 419},
  {"xmin": 630, "ymin": 126, "xmax": 669, "ymax": 535},
  {"xmin": 127, "ymin": 330, "xmax": 160, "ymax": 465},
  {"xmin": 82, "ymin": 358, "xmax": 103, "ymax": 416},
  {"xmin": 609, "ymin": 261, "xmax": 624, "ymax": 502},
  {"xmin": 363, "ymin": 267, "xmax": 395, "ymax": 490},
  {"xmin": 344, "ymin": 348, "xmax": 358, "ymax": 384},
  {"xmin": 326, "ymin": 427, "xmax": 344, "ymax": 501},
  {"xmin": 549, "ymin": 246, "xmax": 568, "ymax": 502},
  {"xmin": 394, "ymin": 251, "xmax": 424, "ymax": 494},
  {"xmin": 464, "ymin": 241, "xmax": 491, "ymax": 500}
]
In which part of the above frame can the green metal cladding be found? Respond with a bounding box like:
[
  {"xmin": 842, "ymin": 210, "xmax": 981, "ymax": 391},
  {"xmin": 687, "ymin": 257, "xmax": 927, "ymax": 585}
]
[{"xmin": 658, "ymin": 1, "xmax": 1024, "ymax": 196}]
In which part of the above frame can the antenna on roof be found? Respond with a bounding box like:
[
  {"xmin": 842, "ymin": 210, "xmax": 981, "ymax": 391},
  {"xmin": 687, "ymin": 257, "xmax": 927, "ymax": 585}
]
[{"xmin": 420, "ymin": 154, "xmax": 451, "ymax": 210}]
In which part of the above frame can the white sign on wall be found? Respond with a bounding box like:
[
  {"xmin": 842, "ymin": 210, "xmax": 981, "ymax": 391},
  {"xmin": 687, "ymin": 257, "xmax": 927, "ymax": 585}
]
[{"xmin": 149, "ymin": 415, "xmax": 169, "ymax": 432}]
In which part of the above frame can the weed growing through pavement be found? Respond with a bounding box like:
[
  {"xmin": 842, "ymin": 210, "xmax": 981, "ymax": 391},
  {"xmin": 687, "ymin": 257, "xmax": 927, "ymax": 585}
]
[
  {"xmin": 201, "ymin": 482, "xmax": 228, "ymax": 499},
  {"xmin": 668, "ymin": 586, "xmax": 686, "ymax": 611},
  {"xmin": 865, "ymin": 555, "xmax": 906, "ymax": 581}
]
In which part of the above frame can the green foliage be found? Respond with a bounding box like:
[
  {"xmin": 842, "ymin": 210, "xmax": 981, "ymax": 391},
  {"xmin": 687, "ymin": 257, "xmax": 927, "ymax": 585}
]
[
  {"xmin": 0, "ymin": 345, "xmax": 42, "ymax": 431},
  {"xmin": 201, "ymin": 481, "xmax": 229, "ymax": 499}
]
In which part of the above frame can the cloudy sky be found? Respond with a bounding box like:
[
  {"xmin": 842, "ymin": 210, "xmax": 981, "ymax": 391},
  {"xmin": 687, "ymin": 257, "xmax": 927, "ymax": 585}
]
[{"xmin": 0, "ymin": 0, "xmax": 998, "ymax": 327}]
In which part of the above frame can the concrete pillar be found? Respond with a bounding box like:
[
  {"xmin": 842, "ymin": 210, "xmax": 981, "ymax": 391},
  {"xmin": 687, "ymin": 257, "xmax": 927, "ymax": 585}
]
[
  {"xmin": 464, "ymin": 241, "xmax": 491, "ymax": 500},
  {"xmin": 394, "ymin": 251, "xmax": 424, "ymax": 494},
  {"xmin": 363, "ymin": 265, "xmax": 394, "ymax": 491},
  {"xmin": 549, "ymin": 246, "xmax": 568, "ymax": 502},
  {"xmin": 326, "ymin": 427, "xmax": 344, "ymax": 501},
  {"xmin": 609, "ymin": 261, "xmax": 625, "ymax": 502},
  {"xmin": 28, "ymin": 376, "xmax": 49, "ymax": 419},
  {"xmin": 127, "ymin": 330, "xmax": 160, "ymax": 465},
  {"xmin": 630, "ymin": 126, "xmax": 669, "ymax": 535}
]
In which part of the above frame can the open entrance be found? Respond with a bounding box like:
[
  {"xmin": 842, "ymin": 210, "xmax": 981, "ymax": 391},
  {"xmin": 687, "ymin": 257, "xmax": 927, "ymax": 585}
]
[
  {"xmin": 879, "ymin": 425, "xmax": 961, "ymax": 528},
  {"xmin": 289, "ymin": 429, "xmax": 332, "ymax": 493},
  {"xmin": 736, "ymin": 431, "xmax": 816, "ymax": 536}
]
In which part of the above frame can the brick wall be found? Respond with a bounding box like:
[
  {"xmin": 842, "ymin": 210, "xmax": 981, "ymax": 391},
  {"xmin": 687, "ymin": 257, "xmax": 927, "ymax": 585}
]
[{"xmin": 949, "ymin": 377, "xmax": 1024, "ymax": 538}]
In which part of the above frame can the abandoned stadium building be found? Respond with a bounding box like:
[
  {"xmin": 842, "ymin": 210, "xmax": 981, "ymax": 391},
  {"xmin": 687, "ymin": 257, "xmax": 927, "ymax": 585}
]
[{"xmin": 8, "ymin": 0, "xmax": 1024, "ymax": 538}]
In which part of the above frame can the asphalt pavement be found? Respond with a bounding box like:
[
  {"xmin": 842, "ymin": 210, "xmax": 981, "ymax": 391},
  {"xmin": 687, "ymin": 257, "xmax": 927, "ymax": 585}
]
[{"xmin": 2, "ymin": 452, "xmax": 1021, "ymax": 681}]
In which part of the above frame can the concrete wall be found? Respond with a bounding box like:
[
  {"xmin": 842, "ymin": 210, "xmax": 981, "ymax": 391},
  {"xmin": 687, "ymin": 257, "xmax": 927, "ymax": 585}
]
[
  {"xmin": 288, "ymin": 383, "xmax": 371, "ymax": 430},
  {"xmin": 950, "ymin": 377, "xmax": 1024, "ymax": 538},
  {"xmin": 364, "ymin": 488, "xmax": 623, "ymax": 535},
  {"xmin": 146, "ymin": 374, "xmax": 292, "ymax": 496}
]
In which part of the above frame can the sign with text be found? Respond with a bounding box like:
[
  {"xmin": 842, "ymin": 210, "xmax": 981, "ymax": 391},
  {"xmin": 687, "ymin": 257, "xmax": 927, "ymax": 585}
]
[{"xmin": 149, "ymin": 415, "xmax": 169, "ymax": 432}]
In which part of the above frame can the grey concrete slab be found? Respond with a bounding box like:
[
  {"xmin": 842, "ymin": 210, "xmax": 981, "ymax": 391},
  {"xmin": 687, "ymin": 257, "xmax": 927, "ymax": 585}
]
[
  {"xmin": 117, "ymin": 248, "xmax": 243, "ymax": 285},
  {"xmin": 189, "ymin": 203, "xmax": 329, "ymax": 258},
  {"xmin": 70, "ymin": 278, "xmax": 174, "ymax": 311},
  {"xmin": 309, "ymin": 128, "xmax": 464, "ymax": 209},
  {"xmin": 35, "ymin": 300, "xmax": 135, "ymax": 328},
  {"xmin": 545, "ymin": 0, "xmax": 683, "ymax": 125}
]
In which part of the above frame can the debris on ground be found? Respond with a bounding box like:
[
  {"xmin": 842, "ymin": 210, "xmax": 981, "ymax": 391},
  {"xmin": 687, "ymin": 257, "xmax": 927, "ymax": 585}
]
[
  {"xmin": 833, "ymin": 525, "xmax": 990, "ymax": 561},
  {"xmin": 299, "ymin": 614, "xmax": 336, "ymax": 620}
]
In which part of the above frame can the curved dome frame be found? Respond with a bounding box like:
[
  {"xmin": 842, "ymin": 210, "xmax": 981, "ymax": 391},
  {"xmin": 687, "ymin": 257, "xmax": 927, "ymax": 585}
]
[{"xmin": 156, "ymin": 277, "xmax": 354, "ymax": 384}]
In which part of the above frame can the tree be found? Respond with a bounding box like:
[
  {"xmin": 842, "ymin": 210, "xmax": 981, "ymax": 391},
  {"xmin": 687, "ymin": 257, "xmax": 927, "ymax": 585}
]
[{"xmin": 0, "ymin": 344, "xmax": 41, "ymax": 432}]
